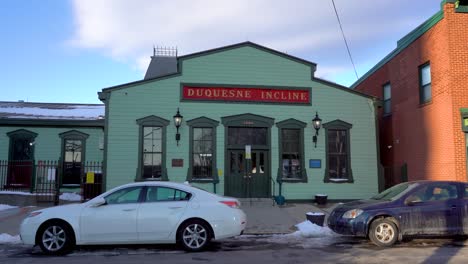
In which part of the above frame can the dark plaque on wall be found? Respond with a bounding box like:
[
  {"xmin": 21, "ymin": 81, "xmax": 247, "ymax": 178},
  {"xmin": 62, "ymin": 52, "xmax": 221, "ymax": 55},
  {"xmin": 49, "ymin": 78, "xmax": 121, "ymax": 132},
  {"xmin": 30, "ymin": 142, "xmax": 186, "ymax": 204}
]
[{"xmin": 172, "ymin": 159, "xmax": 184, "ymax": 167}]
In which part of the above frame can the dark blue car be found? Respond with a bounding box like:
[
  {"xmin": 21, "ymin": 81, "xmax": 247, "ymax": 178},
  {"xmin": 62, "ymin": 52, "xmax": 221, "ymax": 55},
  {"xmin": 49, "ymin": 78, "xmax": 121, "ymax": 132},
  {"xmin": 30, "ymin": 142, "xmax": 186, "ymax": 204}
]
[{"xmin": 327, "ymin": 181, "xmax": 468, "ymax": 247}]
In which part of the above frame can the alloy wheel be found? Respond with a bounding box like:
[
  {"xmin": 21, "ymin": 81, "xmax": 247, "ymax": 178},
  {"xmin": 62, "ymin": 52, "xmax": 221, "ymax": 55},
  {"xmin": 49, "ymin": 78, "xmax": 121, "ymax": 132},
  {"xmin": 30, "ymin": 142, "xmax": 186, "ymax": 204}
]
[
  {"xmin": 374, "ymin": 222, "xmax": 395, "ymax": 244},
  {"xmin": 182, "ymin": 223, "xmax": 208, "ymax": 250},
  {"xmin": 41, "ymin": 225, "xmax": 67, "ymax": 252}
]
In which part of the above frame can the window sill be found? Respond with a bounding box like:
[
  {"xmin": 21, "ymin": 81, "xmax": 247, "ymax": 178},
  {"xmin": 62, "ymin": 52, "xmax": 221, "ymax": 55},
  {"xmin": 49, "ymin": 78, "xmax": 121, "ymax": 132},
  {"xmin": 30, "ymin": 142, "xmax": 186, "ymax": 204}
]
[
  {"xmin": 324, "ymin": 178, "xmax": 353, "ymax": 184},
  {"xmin": 419, "ymin": 100, "xmax": 433, "ymax": 108},
  {"xmin": 280, "ymin": 178, "xmax": 307, "ymax": 183}
]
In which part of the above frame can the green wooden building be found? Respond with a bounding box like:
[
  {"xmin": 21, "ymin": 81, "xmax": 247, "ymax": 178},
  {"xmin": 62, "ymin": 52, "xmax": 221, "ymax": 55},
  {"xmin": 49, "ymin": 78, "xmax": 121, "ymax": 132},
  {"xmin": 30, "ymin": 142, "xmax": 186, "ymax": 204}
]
[
  {"xmin": 0, "ymin": 102, "xmax": 104, "ymax": 194},
  {"xmin": 98, "ymin": 42, "xmax": 380, "ymax": 200}
]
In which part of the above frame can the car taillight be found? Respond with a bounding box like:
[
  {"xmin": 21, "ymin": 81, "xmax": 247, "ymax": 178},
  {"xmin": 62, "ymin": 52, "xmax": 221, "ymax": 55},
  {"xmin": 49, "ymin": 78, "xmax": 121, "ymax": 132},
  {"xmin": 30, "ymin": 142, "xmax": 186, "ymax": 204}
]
[{"xmin": 220, "ymin": 201, "xmax": 240, "ymax": 209}]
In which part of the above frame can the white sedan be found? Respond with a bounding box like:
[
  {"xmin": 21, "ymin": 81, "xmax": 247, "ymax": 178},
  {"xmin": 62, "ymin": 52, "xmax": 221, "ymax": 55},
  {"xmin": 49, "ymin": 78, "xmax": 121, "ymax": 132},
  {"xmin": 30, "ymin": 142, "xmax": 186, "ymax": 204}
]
[{"xmin": 20, "ymin": 181, "xmax": 247, "ymax": 255}]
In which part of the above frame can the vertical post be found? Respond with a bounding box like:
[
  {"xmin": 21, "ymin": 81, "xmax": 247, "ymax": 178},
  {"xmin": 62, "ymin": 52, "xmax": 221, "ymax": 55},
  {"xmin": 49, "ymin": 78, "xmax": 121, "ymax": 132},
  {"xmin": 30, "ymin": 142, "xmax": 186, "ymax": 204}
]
[
  {"xmin": 30, "ymin": 160, "xmax": 35, "ymax": 193},
  {"xmin": 54, "ymin": 160, "xmax": 60, "ymax": 206}
]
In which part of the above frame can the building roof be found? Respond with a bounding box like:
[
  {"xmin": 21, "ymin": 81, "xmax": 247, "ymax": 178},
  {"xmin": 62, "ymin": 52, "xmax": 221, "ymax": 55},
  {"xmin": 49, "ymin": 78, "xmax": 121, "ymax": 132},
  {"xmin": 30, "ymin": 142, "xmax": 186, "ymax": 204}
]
[{"xmin": 0, "ymin": 101, "xmax": 104, "ymax": 121}]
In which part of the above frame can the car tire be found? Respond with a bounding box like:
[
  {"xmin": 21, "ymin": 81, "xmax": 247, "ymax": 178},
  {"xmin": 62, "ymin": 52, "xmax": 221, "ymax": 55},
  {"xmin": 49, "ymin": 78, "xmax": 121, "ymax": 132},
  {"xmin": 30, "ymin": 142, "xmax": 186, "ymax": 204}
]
[
  {"xmin": 37, "ymin": 221, "xmax": 75, "ymax": 255},
  {"xmin": 177, "ymin": 219, "xmax": 212, "ymax": 252},
  {"xmin": 369, "ymin": 218, "xmax": 398, "ymax": 247}
]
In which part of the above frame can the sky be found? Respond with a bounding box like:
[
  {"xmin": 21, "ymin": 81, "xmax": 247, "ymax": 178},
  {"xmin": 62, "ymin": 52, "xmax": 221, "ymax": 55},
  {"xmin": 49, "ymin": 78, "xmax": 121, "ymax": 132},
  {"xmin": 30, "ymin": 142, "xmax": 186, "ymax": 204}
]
[{"xmin": 0, "ymin": 0, "xmax": 443, "ymax": 104}]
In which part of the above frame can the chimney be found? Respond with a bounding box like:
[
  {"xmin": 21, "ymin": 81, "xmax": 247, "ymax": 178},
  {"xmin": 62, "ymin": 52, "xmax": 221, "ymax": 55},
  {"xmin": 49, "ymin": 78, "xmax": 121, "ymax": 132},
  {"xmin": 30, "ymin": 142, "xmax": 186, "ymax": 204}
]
[{"xmin": 144, "ymin": 46, "xmax": 178, "ymax": 80}]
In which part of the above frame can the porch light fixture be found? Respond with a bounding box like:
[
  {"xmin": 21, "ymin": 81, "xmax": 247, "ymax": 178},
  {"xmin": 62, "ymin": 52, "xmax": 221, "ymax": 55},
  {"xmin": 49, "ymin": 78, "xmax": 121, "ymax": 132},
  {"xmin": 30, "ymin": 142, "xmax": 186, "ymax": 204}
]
[
  {"xmin": 312, "ymin": 112, "xmax": 322, "ymax": 148},
  {"xmin": 173, "ymin": 108, "xmax": 183, "ymax": 146}
]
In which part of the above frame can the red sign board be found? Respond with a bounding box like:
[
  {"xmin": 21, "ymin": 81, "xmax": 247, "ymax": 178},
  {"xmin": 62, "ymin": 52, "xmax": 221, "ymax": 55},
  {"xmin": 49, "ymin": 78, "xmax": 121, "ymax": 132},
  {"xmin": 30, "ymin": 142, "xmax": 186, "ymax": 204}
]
[{"xmin": 182, "ymin": 86, "xmax": 310, "ymax": 104}]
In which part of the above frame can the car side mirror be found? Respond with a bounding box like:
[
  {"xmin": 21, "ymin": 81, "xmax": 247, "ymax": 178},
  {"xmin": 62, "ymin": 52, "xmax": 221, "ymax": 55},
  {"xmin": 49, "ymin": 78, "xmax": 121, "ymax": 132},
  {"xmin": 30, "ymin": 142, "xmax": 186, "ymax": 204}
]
[
  {"xmin": 90, "ymin": 197, "xmax": 107, "ymax": 207},
  {"xmin": 405, "ymin": 197, "xmax": 422, "ymax": 206}
]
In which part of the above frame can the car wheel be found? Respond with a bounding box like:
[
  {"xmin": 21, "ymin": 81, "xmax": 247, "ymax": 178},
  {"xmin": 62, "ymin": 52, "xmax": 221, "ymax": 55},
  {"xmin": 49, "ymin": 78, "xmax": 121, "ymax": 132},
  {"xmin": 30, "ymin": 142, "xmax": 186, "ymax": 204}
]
[
  {"xmin": 37, "ymin": 221, "xmax": 75, "ymax": 255},
  {"xmin": 369, "ymin": 218, "xmax": 398, "ymax": 247},
  {"xmin": 177, "ymin": 220, "xmax": 212, "ymax": 252}
]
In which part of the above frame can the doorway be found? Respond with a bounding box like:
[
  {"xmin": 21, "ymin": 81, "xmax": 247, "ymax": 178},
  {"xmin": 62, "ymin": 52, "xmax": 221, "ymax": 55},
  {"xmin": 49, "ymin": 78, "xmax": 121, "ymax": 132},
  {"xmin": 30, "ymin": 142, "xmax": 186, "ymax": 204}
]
[
  {"xmin": 227, "ymin": 149, "xmax": 269, "ymax": 198},
  {"xmin": 7, "ymin": 129, "xmax": 37, "ymax": 188}
]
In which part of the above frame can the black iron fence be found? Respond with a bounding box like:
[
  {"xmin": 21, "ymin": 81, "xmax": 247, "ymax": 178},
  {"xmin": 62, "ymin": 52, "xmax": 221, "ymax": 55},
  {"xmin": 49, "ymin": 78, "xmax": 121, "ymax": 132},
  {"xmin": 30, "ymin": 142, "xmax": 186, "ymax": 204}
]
[{"xmin": 0, "ymin": 160, "xmax": 103, "ymax": 204}]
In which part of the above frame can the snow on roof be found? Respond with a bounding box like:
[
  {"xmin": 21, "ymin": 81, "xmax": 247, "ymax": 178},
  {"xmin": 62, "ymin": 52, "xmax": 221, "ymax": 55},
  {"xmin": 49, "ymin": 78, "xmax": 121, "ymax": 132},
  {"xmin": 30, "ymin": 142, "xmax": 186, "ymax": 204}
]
[{"xmin": 0, "ymin": 101, "xmax": 104, "ymax": 120}]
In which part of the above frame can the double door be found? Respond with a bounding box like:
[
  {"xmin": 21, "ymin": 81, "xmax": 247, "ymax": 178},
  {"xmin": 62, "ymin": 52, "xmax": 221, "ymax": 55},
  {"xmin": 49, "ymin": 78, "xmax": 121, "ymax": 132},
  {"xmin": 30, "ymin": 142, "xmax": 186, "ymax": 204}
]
[{"xmin": 226, "ymin": 149, "xmax": 269, "ymax": 198}]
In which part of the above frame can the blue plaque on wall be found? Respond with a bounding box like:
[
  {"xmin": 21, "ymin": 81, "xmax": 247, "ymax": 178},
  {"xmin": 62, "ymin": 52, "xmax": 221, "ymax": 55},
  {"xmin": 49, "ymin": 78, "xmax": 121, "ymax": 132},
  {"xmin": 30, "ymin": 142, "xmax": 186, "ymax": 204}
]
[{"xmin": 309, "ymin": 159, "xmax": 321, "ymax": 168}]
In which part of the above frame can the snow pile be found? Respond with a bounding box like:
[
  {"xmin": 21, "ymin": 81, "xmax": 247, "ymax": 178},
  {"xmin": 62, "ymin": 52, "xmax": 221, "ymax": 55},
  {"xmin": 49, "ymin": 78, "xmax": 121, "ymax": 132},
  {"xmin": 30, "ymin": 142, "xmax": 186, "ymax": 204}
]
[
  {"xmin": 292, "ymin": 220, "xmax": 335, "ymax": 238},
  {"xmin": 60, "ymin": 192, "xmax": 82, "ymax": 201},
  {"xmin": 0, "ymin": 204, "xmax": 18, "ymax": 211},
  {"xmin": 0, "ymin": 234, "xmax": 21, "ymax": 244}
]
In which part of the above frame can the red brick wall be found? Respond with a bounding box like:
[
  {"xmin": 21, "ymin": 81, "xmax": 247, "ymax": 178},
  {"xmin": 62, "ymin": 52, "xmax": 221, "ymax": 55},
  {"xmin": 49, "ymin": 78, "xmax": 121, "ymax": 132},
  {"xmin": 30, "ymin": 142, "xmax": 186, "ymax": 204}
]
[
  {"xmin": 355, "ymin": 2, "xmax": 468, "ymax": 182},
  {"xmin": 447, "ymin": 3, "xmax": 468, "ymax": 181}
]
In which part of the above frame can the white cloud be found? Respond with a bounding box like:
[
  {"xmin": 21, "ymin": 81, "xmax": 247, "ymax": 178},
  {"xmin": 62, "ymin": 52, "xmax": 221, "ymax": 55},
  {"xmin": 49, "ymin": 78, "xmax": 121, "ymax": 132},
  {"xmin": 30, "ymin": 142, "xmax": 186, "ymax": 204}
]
[{"xmin": 69, "ymin": 0, "xmax": 442, "ymax": 82}]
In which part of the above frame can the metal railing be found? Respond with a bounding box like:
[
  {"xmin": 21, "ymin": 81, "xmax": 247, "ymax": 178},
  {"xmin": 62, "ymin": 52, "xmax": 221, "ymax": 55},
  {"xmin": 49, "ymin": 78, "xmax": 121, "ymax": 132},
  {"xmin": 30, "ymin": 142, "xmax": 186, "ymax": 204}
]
[{"xmin": 0, "ymin": 160, "xmax": 103, "ymax": 204}]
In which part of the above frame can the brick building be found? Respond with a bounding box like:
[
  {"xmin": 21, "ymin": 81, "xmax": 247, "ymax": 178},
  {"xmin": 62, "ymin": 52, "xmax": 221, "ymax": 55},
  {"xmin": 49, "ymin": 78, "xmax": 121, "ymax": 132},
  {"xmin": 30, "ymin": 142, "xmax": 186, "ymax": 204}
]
[{"xmin": 353, "ymin": 0, "xmax": 468, "ymax": 186}]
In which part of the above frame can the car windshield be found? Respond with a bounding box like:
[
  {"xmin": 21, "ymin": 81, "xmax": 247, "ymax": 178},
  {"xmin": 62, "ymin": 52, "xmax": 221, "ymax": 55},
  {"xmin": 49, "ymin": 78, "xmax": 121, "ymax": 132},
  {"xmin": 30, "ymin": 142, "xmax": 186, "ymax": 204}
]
[{"xmin": 371, "ymin": 182, "xmax": 418, "ymax": 201}]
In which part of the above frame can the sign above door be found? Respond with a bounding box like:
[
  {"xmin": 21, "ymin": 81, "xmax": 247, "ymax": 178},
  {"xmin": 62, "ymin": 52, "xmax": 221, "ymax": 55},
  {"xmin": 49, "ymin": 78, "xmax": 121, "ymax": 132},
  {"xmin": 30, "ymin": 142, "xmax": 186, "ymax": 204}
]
[{"xmin": 181, "ymin": 84, "xmax": 311, "ymax": 105}]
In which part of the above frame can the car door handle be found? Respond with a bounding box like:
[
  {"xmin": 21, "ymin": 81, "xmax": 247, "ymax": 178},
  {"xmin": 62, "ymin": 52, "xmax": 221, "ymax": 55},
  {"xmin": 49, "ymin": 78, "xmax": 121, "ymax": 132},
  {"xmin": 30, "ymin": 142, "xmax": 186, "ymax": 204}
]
[
  {"xmin": 122, "ymin": 208, "xmax": 136, "ymax": 212},
  {"xmin": 451, "ymin": 205, "xmax": 457, "ymax": 210},
  {"xmin": 169, "ymin": 207, "xmax": 182, "ymax": 209}
]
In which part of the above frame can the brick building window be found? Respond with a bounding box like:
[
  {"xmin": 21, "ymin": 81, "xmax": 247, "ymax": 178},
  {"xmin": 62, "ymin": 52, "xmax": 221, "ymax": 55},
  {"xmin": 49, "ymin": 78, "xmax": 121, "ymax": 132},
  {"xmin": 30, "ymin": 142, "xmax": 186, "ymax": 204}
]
[
  {"xmin": 419, "ymin": 63, "xmax": 431, "ymax": 104},
  {"xmin": 383, "ymin": 83, "xmax": 391, "ymax": 115}
]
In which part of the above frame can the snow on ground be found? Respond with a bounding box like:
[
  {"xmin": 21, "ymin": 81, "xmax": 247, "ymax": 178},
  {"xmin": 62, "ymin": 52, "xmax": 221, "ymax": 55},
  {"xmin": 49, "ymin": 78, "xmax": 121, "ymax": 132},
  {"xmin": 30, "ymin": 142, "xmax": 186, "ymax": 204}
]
[
  {"xmin": 242, "ymin": 221, "xmax": 339, "ymax": 248},
  {"xmin": 0, "ymin": 204, "xmax": 18, "ymax": 211},
  {"xmin": 0, "ymin": 234, "xmax": 21, "ymax": 244},
  {"xmin": 60, "ymin": 192, "xmax": 82, "ymax": 201}
]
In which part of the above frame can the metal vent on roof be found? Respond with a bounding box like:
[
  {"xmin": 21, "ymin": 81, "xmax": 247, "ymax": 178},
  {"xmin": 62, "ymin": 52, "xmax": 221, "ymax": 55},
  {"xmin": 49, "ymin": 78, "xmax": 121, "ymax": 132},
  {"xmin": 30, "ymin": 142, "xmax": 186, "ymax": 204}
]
[
  {"xmin": 153, "ymin": 46, "xmax": 177, "ymax": 57},
  {"xmin": 144, "ymin": 46, "xmax": 178, "ymax": 80}
]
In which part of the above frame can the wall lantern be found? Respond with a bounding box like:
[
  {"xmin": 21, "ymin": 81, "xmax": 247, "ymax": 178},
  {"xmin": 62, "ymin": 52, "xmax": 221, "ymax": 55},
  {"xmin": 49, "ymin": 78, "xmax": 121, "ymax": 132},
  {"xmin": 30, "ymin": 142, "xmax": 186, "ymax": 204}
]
[
  {"xmin": 312, "ymin": 112, "xmax": 322, "ymax": 148},
  {"xmin": 173, "ymin": 108, "xmax": 183, "ymax": 146}
]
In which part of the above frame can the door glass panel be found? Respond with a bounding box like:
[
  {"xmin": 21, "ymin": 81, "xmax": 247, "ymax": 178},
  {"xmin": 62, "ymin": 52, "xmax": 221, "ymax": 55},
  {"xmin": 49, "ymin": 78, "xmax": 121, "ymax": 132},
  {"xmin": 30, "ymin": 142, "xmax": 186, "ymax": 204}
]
[
  {"xmin": 251, "ymin": 152, "xmax": 257, "ymax": 173},
  {"xmin": 64, "ymin": 140, "xmax": 82, "ymax": 162},
  {"xmin": 259, "ymin": 152, "xmax": 265, "ymax": 174},
  {"xmin": 238, "ymin": 153, "xmax": 244, "ymax": 173}
]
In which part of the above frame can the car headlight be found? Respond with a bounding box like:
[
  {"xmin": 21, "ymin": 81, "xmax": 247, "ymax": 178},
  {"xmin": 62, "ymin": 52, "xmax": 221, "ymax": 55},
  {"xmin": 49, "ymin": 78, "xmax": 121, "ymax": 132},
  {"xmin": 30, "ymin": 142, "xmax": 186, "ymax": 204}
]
[{"xmin": 342, "ymin": 209, "xmax": 363, "ymax": 219}]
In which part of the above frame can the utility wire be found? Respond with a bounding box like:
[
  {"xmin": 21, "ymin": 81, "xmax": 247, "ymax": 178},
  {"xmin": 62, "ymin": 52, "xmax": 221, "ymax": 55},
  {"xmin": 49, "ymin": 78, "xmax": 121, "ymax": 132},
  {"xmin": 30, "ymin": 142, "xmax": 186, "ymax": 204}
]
[{"xmin": 331, "ymin": 0, "xmax": 359, "ymax": 80}]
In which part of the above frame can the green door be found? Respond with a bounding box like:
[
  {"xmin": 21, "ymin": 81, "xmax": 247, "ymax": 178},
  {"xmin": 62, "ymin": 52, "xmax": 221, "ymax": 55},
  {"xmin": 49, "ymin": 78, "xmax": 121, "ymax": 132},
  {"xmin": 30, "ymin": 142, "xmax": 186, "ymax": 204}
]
[{"xmin": 226, "ymin": 149, "xmax": 269, "ymax": 198}]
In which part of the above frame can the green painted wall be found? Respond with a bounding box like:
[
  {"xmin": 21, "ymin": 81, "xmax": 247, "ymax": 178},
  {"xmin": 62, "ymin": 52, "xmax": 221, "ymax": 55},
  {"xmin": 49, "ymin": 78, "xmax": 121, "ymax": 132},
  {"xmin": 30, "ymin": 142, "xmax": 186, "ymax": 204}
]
[
  {"xmin": 0, "ymin": 126, "xmax": 104, "ymax": 162},
  {"xmin": 105, "ymin": 45, "xmax": 379, "ymax": 200}
]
